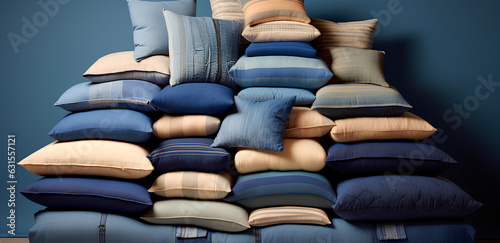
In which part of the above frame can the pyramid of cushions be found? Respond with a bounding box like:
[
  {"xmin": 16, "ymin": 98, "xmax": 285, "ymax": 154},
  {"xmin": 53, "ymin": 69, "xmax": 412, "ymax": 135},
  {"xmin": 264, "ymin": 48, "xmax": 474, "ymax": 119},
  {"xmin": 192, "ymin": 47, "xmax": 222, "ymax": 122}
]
[{"xmin": 20, "ymin": 0, "xmax": 482, "ymax": 242}]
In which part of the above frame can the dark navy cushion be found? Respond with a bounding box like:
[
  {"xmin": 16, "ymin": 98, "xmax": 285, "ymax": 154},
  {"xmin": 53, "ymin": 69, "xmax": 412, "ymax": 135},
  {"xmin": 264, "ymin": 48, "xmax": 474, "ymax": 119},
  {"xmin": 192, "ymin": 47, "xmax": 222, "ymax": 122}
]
[{"xmin": 245, "ymin": 42, "xmax": 317, "ymax": 57}]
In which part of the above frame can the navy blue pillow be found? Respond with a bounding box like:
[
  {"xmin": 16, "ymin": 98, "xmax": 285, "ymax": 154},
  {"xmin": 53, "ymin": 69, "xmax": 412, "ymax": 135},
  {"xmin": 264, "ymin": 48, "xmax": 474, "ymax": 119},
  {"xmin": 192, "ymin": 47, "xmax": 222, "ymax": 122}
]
[
  {"xmin": 147, "ymin": 138, "xmax": 232, "ymax": 174},
  {"xmin": 21, "ymin": 177, "xmax": 152, "ymax": 213},
  {"xmin": 325, "ymin": 141, "xmax": 457, "ymax": 175},
  {"xmin": 245, "ymin": 42, "xmax": 317, "ymax": 57},
  {"xmin": 151, "ymin": 83, "xmax": 235, "ymax": 115},
  {"xmin": 48, "ymin": 109, "xmax": 154, "ymax": 143},
  {"xmin": 333, "ymin": 175, "xmax": 482, "ymax": 221}
]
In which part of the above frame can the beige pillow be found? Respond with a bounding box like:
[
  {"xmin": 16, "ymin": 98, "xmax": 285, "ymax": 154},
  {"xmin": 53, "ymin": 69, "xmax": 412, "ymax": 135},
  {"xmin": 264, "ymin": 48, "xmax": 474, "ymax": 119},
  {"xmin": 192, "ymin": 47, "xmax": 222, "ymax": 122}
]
[
  {"xmin": 18, "ymin": 140, "xmax": 153, "ymax": 179},
  {"xmin": 83, "ymin": 51, "xmax": 170, "ymax": 86},
  {"xmin": 239, "ymin": 0, "xmax": 310, "ymax": 26},
  {"xmin": 235, "ymin": 138, "xmax": 326, "ymax": 174},
  {"xmin": 248, "ymin": 206, "xmax": 331, "ymax": 227},
  {"xmin": 152, "ymin": 114, "xmax": 221, "ymax": 139},
  {"xmin": 330, "ymin": 112, "xmax": 437, "ymax": 142},
  {"xmin": 285, "ymin": 107, "xmax": 335, "ymax": 138},
  {"xmin": 242, "ymin": 21, "xmax": 320, "ymax": 43},
  {"xmin": 149, "ymin": 171, "xmax": 231, "ymax": 200},
  {"xmin": 209, "ymin": 0, "xmax": 244, "ymax": 20}
]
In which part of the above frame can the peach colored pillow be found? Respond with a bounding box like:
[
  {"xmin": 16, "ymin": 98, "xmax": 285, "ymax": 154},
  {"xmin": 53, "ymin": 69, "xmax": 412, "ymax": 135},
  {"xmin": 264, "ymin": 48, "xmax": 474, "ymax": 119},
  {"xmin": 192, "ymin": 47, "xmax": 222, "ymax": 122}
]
[
  {"xmin": 153, "ymin": 114, "xmax": 220, "ymax": 139},
  {"xmin": 285, "ymin": 107, "xmax": 335, "ymax": 138}
]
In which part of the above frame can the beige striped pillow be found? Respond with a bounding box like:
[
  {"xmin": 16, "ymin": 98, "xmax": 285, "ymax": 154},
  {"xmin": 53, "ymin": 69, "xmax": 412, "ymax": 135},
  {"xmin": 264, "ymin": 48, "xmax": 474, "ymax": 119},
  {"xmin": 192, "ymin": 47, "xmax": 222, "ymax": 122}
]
[
  {"xmin": 152, "ymin": 114, "xmax": 221, "ymax": 139},
  {"xmin": 240, "ymin": 0, "xmax": 310, "ymax": 26},
  {"xmin": 248, "ymin": 206, "xmax": 331, "ymax": 227},
  {"xmin": 285, "ymin": 107, "xmax": 335, "ymax": 138},
  {"xmin": 149, "ymin": 171, "xmax": 232, "ymax": 200},
  {"xmin": 242, "ymin": 21, "xmax": 320, "ymax": 42},
  {"xmin": 210, "ymin": 0, "xmax": 244, "ymax": 20}
]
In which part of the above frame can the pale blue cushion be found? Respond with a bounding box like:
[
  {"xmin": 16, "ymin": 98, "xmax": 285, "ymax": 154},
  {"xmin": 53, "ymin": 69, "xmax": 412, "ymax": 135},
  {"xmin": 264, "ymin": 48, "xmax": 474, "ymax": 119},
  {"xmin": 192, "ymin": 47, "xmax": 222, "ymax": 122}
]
[{"xmin": 237, "ymin": 87, "xmax": 316, "ymax": 106}]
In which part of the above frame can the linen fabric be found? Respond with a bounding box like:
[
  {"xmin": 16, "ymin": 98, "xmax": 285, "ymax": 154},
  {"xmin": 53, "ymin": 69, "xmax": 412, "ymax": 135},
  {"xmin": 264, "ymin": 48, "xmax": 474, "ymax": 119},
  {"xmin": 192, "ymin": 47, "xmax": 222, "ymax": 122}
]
[
  {"xmin": 18, "ymin": 140, "xmax": 153, "ymax": 179},
  {"xmin": 245, "ymin": 41, "xmax": 317, "ymax": 57},
  {"xmin": 83, "ymin": 51, "xmax": 170, "ymax": 86},
  {"xmin": 237, "ymin": 87, "xmax": 316, "ymax": 106},
  {"xmin": 21, "ymin": 177, "xmax": 152, "ymax": 213},
  {"xmin": 329, "ymin": 112, "xmax": 437, "ymax": 142},
  {"xmin": 127, "ymin": 0, "xmax": 196, "ymax": 61},
  {"xmin": 239, "ymin": 0, "xmax": 310, "ymax": 26},
  {"xmin": 163, "ymin": 9, "xmax": 242, "ymax": 89},
  {"xmin": 285, "ymin": 107, "xmax": 335, "ymax": 138},
  {"xmin": 242, "ymin": 21, "xmax": 320, "ymax": 42},
  {"xmin": 148, "ymin": 171, "xmax": 232, "ymax": 199},
  {"xmin": 54, "ymin": 80, "xmax": 160, "ymax": 113},
  {"xmin": 152, "ymin": 114, "xmax": 221, "ymax": 139},
  {"xmin": 248, "ymin": 206, "xmax": 331, "ymax": 227},
  {"xmin": 209, "ymin": 0, "xmax": 244, "ymax": 20}
]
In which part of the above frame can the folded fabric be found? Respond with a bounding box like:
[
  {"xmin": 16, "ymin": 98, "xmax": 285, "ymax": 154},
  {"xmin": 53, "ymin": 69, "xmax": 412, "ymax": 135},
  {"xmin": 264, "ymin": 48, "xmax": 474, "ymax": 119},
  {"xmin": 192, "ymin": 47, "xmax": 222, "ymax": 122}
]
[
  {"xmin": 242, "ymin": 21, "xmax": 320, "ymax": 42},
  {"xmin": 285, "ymin": 107, "xmax": 335, "ymax": 138},
  {"xmin": 245, "ymin": 42, "xmax": 317, "ymax": 57},
  {"xmin": 248, "ymin": 206, "xmax": 331, "ymax": 227},
  {"xmin": 152, "ymin": 114, "xmax": 220, "ymax": 139},
  {"xmin": 237, "ymin": 87, "xmax": 316, "ymax": 106}
]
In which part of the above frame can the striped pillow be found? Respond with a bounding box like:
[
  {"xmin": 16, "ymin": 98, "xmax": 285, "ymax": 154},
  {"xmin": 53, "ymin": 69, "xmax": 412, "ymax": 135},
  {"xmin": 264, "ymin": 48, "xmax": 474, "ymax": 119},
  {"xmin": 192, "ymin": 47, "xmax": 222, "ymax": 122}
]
[
  {"xmin": 153, "ymin": 114, "xmax": 221, "ymax": 139},
  {"xmin": 248, "ymin": 206, "xmax": 331, "ymax": 227},
  {"xmin": 210, "ymin": 0, "xmax": 244, "ymax": 20},
  {"xmin": 311, "ymin": 18, "xmax": 378, "ymax": 69},
  {"xmin": 242, "ymin": 21, "xmax": 320, "ymax": 42},
  {"xmin": 149, "ymin": 171, "xmax": 232, "ymax": 199},
  {"xmin": 240, "ymin": 0, "xmax": 310, "ymax": 26}
]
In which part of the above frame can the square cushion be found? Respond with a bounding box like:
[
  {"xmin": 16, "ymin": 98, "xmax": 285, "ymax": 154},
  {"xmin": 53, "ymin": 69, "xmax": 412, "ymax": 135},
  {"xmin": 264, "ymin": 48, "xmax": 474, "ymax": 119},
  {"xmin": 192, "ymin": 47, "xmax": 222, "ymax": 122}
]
[
  {"xmin": 237, "ymin": 87, "xmax": 316, "ymax": 106},
  {"xmin": 230, "ymin": 55, "xmax": 332, "ymax": 90},
  {"xmin": 54, "ymin": 80, "xmax": 160, "ymax": 113},
  {"xmin": 163, "ymin": 9, "xmax": 242, "ymax": 89},
  {"xmin": 330, "ymin": 112, "xmax": 437, "ymax": 142},
  {"xmin": 152, "ymin": 114, "xmax": 221, "ymax": 139},
  {"xmin": 325, "ymin": 141, "xmax": 457, "ymax": 175},
  {"xmin": 311, "ymin": 18, "xmax": 378, "ymax": 69},
  {"xmin": 333, "ymin": 175, "xmax": 483, "ymax": 221},
  {"xmin": 285, "ymin": 107, "xmax": 335, "ymax": 138},
  {"xmin": 141, "ymin": 199, "xmax": 250, "ymax": 232},
  {"xmin": 248, "ymin": 206, "xmax": 331, "ymax": 227},
  {"xmin": 49, "ymin": 109, "xmax": 154, "ymax": 143},
  {"xmin": 151, "ymin": 83, "xmax": 235, "ymax": 115},
  {"xmin": 245, "ymin": 41, "xmax": 317, "ymax": 58},
  {"xmin": 330, "ymin": 47, "xmax": 389, "ymax": 87},
  {"xmin": 21, "ymin": 177, "xmax": 152, "ymax": 213},
  {"xmin": 209, "ymin": 0, "xmax": 245, "ymax": 20},
  {"xmin": 127, "ymin": 0, "xmax": 196, "ymax": 61},
  {"xmin": 212, "ymin": 96, "xmax": 295, "ymax": 151},
  {"xmin": 224, "ymin": 171, "xmax": 336, "ymax": 209},
  {"xmin": 234, "ymin": 138, "xmax": 326, "ymax": 174},
  {"xmin": 311, "ymin": 84, "xmax": 412, "ymax": 120},
  {"xmin": 239, "ymin": 0, "xmax": 310, "ymax": 26},
  {"xmin": 18, "ymin": 140, "xmax": 153, "ymax": 179},
  {"xmin": 149, "ymin": 171, "xmax": 232, "ymax": 200},
  {"xmin": 242, "ymin": 21, "xmax": 320, "ymax": 42},
  {"xmin": 147, "ymin": 138, "xmax": 232, "ymax": 174},
  {"xmin": 83, "ymin": 51, "xmax": 170, "ymax": 86}
]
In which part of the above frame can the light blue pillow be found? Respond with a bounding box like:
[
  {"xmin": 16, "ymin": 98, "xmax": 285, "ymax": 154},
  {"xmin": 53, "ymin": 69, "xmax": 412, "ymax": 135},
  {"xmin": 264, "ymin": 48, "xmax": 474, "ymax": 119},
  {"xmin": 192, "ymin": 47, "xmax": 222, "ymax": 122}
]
[
  {"xmin": 163, "ymin": 9, "xmax": 243, "ymax": 90},
  {"xmin": 54, "ymin": 80, "xmax": 160, "ymax": 112},
  {"xmin": 229, "ymin": 55, "xmax": 333, "ymax": 90},
  {"xmin": 212, "ymin": 96, "xmax": 295, "ymax": 151},
  {"xmin": 237, "ymin": 87, "xmax": 316, "ymax": 106},
  {"xmin": 48, "ymin": 109, "xmax": 154, "ymax": 143},
  {"xmin": 127, "ymin": 0, "xmax": 196, "ymax": 61}
]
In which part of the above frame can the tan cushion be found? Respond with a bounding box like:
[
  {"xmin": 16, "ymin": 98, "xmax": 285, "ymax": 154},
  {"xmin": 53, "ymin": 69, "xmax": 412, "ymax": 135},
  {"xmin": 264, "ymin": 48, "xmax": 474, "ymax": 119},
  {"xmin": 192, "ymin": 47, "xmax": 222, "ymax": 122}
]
[
  {"xmin": 242, "ymin": 21, "xmax": 320, "ymax": 43},
  {"xmin": 209, "ymin": 0, "xmax": 244, "ymax": 20},
  {"xmin": 149, "ymin": 171, "xmax": 232, "ymax": 200},
  {"xmin": 248, "ymin": 206, "xmax": 331, "ymax": 227},
  {"xmin": 330, "ymin": 112, "xmax": 437, "ymax": 142},
  {"xmin": 18, "ymin": 140, "xmax": 153, "ymax": 179},
  {"xmin": 152, "ymin": 114, "xmax": 221, "ymax": 139},
  {"xmin": 285, "ymin": 107, "xmax": 335, "ymax": 138},
  {"xmin": 240, "ymin": 0, "xmax": 310, "ymax": 26},
  {"xmin": 235, "ymin": 138, "xmax": 326, "ymax": 174}
]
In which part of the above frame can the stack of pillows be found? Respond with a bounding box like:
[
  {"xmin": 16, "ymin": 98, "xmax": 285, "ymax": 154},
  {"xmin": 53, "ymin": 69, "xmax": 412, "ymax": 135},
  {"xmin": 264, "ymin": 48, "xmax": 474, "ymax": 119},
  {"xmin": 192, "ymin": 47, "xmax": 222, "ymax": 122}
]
[{"xmin": 20, "ymin": 0, "xmax": 482, "ymax": 241}]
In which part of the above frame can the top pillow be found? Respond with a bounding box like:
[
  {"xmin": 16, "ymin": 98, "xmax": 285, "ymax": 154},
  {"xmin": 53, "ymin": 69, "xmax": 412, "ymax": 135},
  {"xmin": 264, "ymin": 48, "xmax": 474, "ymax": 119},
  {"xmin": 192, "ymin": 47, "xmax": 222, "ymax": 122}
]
[
  {"xmin": 127, "ymin": 0, "xmax": 196, "ymax": 61},
  {"xmin": 210, "ymin": 0, "xmax": 245, "ymax": 20},
  {"xmin": 239, "ymin": 0, "xmax": 310, "ymax": 26}
]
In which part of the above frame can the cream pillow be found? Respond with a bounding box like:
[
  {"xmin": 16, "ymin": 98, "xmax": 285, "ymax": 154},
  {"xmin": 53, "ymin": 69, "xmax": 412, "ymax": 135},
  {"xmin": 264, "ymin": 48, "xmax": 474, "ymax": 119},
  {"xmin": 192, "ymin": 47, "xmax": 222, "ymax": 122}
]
[
  {"xmin": 248, "ymin": 206, "xmax": 331, "ymax": 227},
  {"xmin": 242, "ymin": 21, "xmax": 320, "ymax": 42},
  {"xmin": 152, "ymin": 114, "xmax": 221, "ymax": 139},
  {"xmin": 285, "ymin": 107, "xmax": 335, "ymax": 138}
]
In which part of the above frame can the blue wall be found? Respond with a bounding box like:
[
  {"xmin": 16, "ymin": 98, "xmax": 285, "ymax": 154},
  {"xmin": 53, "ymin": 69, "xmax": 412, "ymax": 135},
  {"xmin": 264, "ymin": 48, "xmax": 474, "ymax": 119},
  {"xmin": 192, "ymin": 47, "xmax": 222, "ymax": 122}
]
[{"xmin": 1, "ymin": 0, "xmax": 499, "ymax": 239}]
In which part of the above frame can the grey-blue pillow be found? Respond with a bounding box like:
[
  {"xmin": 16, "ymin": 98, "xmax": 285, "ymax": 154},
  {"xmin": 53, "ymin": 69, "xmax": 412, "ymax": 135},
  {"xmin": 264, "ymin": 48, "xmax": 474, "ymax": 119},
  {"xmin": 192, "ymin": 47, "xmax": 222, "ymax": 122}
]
[
  {"xmin": 237, "ymin": 87, "xmax": 316, "ymax": 106},
  {"xmin": 127, "ymin": 0, "xmax": 196, "ymax": 61},
  {"xmin": 212, "ymin": 96, "xmax": 295, "ymax": 151}
]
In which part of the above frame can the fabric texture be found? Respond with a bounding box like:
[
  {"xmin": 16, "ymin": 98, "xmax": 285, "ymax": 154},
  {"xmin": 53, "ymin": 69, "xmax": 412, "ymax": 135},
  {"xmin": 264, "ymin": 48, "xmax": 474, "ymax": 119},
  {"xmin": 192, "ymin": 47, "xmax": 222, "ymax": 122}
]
[
  {"xmin": 242, "ymin": 21, "xmax": 320, "ymax": 42},
  {"xmin": 151, "ymin": 83, "xmax": 235, "ymax": 115},
  {"xmin": 127, "ymin": 0, "xmax": 196, "ymax": 61},
  {"xmin": 234, "ymin": 138, "xmax": 326, "ymax": 174},
  {"xmin": 148, "ymin": 171, "xmax": 232, "ymax": 199},
  {"xmin": 224, "ymin": 171, "xmax": 336, "ymax": 209},
  {"xmin": 230, "ymin": 55, "xmax": 332, "ymax": 90},
  {"xmin": 212, "ymin": 96, "xmax": 295, "ymax": 151},
  {"xmin": 239, "ymin": 0, "xmax": 310, "ymax": 26},
  {"xmin": 209, "ymin": 0, "xmax": 244, "ymax": 20},
  {"xmin": 248, "ymin": 206, "xmax": 331, "ymax": 227},
  {"xmin": 141, "ymin": 199, "xmax": 250, "ymax": 232},
  {"xmin": 152, "ymin": 114, "xmax": 221, "ymax": 139},
  {"xmin": 21, "ymin": 177, "xmax": 152, "ymax": 213},
  {"xmin": 329, "ymin": 112, "xmax": 437, "ymax": 142},
  {"xmin": 311, "ymin": 83, "xmax": 412, "ymax": 120},
  {"xmin": 54, "ymin": 80, "xmax": 160, "ymax": 113},
  {"xmin": 285, "ymin": 107, "xmax": 335, "ymax": 138},
  {"xmin": 83, "ymin": 51, "xmax": 170, "ymax": 86},
  {"xmin": 333, "ymin": 175, "xmax": 483, "ymax": 221},
  {"xmin": 18, "ymin": 140, "xmax": 153, "ymax": 179},
  {"xmin": 245, "ymin": 41, "xmax": 317, "ymax": 57},
  {"xmin": 163, "ymin": 9, "xmax": 242, "ymax": 89},
  {"xmin": 237, "ymin": 87, "xmax": 316, "ymax": 106},
  {"xmin": 48, "ymin": 109, "xmax": 154, "ymax": 143}
]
